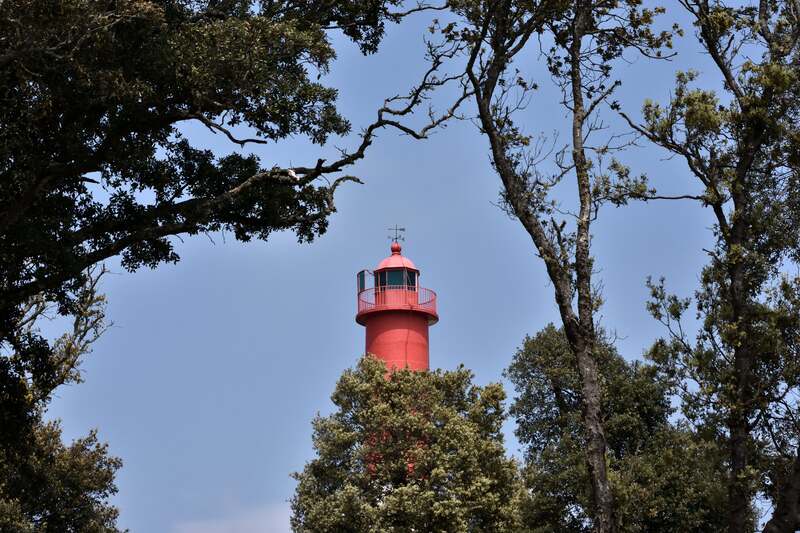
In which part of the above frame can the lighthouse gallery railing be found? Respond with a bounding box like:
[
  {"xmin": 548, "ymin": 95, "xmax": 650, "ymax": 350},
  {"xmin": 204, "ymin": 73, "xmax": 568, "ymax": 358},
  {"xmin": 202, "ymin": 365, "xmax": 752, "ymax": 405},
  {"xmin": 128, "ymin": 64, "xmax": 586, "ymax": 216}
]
[{"xmin": 357, "ymin": 286, "xmax": 437, "ymax": 315}]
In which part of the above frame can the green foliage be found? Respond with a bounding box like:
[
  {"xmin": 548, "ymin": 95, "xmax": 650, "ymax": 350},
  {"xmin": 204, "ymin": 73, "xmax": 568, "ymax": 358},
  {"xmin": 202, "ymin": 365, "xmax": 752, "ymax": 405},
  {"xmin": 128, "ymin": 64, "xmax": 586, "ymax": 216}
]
[
  {"xmin": 291, "ymin": 357, "xmax": 522, "ymax": 533},
  {"xmin": 636, "ymin": 2, "xmax": 800, "ymax": 527},
  {"xmin": 0, "ymin": 422, "xmax": 122, "ymax": 533},
  {"xmin": 440, "ymin": 3, "xmax": 679, "ymax": 530},
  {"xmin": 0, "ymin": 3, "xmax": 416, "ymax": 516},
  {"xmin": 0, "ymin": 268, "xmax": 121, "ymax": 531},
  {"xmin": 0, "ymin": 0, "xmax": 406, "ymax": 323},
  {"xmin": 1, "ymin": 3, "xmax": 462, "ymax": 530},
  {"xmin": 506, "ymin": 325, "xmax": 731, "ymax": 532},
  {"xmin": 2, "ymin": 267, "xmax": 109, "ymax": 457}
]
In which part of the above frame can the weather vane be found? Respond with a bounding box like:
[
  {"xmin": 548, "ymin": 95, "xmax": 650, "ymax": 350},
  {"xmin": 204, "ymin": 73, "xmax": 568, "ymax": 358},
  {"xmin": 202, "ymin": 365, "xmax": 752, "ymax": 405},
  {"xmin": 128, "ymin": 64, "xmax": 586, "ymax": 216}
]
[{"xmin": 387, "ymin": 225, "xmax": 406, "ymax": 243}]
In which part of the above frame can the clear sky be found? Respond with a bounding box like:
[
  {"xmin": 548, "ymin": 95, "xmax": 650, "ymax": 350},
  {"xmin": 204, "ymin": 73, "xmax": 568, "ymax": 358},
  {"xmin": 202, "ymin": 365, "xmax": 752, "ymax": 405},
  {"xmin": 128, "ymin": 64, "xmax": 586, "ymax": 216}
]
[{"xmin": 46, "ymin": 6, "xmax": 721, "ymax": 533}]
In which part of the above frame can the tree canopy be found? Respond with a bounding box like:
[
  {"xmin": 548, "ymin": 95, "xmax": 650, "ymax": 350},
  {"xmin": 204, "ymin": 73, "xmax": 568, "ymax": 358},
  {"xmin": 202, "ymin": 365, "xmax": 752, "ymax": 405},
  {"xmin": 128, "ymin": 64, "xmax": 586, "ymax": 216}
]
[
  {"xmin": 0, "ymin": 0, "xmax": 459, "ymax": 336},
  {"xmin": 506, "ymin": 325, "xmax": 733, "ymax": 532},
  {"xmin": 0, "ymin": 267, "xmax": 122, "ymax": 532},
  {"xmin": 429, "ymin": 0, "xmax": 800, "ymax": 530},
  {"xmin": 443, "ymin": 2, "xmax": 676, "ymax": 530},
  {"xmin": 0, "ymin": 422, "xmax": 122, "ymax": 533},
  {"xmin": 0, "ymin": 1, "xmax": 463, "ymax": 529},
  {"xmin": 622, "ymin": 2, "xmax": 800, "ymax": 531},
  {"xmin": 291, "ymin": 357, "xmax": 522, "ymax": 533}
]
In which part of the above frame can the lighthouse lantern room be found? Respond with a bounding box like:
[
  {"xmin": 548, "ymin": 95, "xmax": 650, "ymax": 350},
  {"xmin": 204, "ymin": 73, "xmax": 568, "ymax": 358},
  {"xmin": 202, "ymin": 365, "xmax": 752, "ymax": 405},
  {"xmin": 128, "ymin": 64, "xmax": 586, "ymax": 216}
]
[{"xmin": 356, "ymin": 241, "xmax": 438, "ymax": 371}]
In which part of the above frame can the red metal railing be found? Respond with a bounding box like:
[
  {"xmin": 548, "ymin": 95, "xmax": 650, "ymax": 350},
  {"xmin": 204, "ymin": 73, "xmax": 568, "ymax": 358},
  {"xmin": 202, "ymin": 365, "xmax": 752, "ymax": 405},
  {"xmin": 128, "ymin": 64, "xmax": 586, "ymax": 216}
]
[{"xmin": 357, "ymin": 286, "xmax": 437, "ymax": 316}]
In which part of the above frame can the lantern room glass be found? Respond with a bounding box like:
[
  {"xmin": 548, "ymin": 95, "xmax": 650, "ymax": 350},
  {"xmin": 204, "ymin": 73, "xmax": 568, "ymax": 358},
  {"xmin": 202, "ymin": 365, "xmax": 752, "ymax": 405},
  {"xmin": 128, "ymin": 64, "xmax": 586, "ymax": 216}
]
[{"xmin": 374, "ymin": 269, "xmax": 417, "ymax": 291}]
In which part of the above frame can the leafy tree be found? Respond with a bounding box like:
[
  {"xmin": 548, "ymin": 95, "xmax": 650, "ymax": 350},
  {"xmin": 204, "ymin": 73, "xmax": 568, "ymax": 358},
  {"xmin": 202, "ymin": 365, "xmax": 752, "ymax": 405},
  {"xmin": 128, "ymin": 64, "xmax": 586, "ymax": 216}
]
[
  {"xmin": 437, "ymin": 1, "xmax": 675, "ymax": 529},
  {"xmin": 291, "ymin": 356, "xmax": 522, "ymax": 533},
  {"xmin": 0, "ymin": 423, "xmax": 122, "ymax": 533},
  {"xmin": 1, "ymin": 2, "xmax": 466, "ymax": 529},
  {"xmin": 618, "ymin": 1, "xmax": 800, "ymax": 531},
  {"xmin": 1, "ymin": 267, "xmax": 123, "ymax": 532},
  {"xmin": 506, "ymin": 325, "xmax": 731, "ymax": 532},
  {"xmin": 0, "ymin": 0, "xmax": 464, "ymax": 451}
]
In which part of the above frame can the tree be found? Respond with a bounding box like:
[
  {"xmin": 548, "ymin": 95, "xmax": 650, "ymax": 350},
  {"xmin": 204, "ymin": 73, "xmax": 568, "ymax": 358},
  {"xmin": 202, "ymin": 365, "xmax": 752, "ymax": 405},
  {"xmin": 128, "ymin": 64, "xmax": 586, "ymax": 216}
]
[
  {"xmin": 0, "ymin": 423, "xmax": 122, "ymax": 533},
  {"xmin": 1, "ymin": 267, "xmax": 123, "ymax": 532},
  {"xmin": 506, "ymin": 325, "xmax": 732, "ymax": 532},
  {"xmin": 291, "ymin": 356, "xmax": 522, "ymax": 533},
  {"xmin": 618, "ymin": 1, "xmax": 800, "ymax": 531},
  {"xmin": 0, "ymin": 0, "xmax": 466, "ymax": 444},
  {"xmin": 438, "ymin": 1, "xmax": 675, "ymax": 529}
]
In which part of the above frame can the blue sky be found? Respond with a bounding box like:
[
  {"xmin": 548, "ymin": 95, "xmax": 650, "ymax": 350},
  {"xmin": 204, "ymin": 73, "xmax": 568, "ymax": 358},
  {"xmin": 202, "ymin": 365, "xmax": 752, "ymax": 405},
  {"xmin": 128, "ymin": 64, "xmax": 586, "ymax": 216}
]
[{"xmin": 46, "ymin": 6, "xmax": 722, "ymax": 532}]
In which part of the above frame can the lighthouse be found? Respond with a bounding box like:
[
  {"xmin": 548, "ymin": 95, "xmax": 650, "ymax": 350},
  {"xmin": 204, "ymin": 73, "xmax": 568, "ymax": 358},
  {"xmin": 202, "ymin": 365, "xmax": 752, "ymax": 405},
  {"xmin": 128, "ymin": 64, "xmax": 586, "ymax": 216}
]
[{"xmin": 356, "ymin": 240, "xmax": 438, "ymax": 371}]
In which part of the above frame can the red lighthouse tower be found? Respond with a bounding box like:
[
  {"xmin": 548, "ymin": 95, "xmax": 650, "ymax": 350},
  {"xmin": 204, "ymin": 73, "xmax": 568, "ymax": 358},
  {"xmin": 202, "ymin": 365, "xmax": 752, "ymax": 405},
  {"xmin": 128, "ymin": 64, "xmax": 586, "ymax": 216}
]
[{"xmin": 356, "ymin": 240, "xmax": 438, "ymax": 371}]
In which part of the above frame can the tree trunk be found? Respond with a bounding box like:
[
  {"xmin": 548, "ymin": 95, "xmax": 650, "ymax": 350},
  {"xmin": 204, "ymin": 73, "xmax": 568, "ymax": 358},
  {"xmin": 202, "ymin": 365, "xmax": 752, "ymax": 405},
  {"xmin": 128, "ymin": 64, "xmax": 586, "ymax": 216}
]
[
  {"xmin": 465, "ymin": 4, "xmax": 615, "ymax": 529},
  {"xmin": 728, "ymin": 409, "xmax": 751, "ymax": 533},
  {"xmin": 564, "ymin": 321, "xmax": 615, "ymax": 533},
  {"xmin": 568, "ymin": 8, "xmax": 615, "ymax": 529},
  {"xmin": 726, "ymin": 157, "xmax": 756, "ymax": 533}
]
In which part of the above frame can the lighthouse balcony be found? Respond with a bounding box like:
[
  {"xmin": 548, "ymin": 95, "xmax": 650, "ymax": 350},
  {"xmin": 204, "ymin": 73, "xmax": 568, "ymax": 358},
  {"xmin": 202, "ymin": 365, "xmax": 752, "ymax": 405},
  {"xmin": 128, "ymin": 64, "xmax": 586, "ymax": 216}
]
[{"xmin": 356, "ymin": 286, "xmax": 438, "ymax": 325}]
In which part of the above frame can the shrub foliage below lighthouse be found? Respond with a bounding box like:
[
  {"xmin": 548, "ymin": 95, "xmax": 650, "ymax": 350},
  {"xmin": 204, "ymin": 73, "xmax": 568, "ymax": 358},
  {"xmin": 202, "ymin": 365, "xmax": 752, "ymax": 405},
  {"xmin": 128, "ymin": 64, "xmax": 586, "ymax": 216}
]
[{"xmin": 290, "ymin": 357, "xmax": 522, "ymax": 532}]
